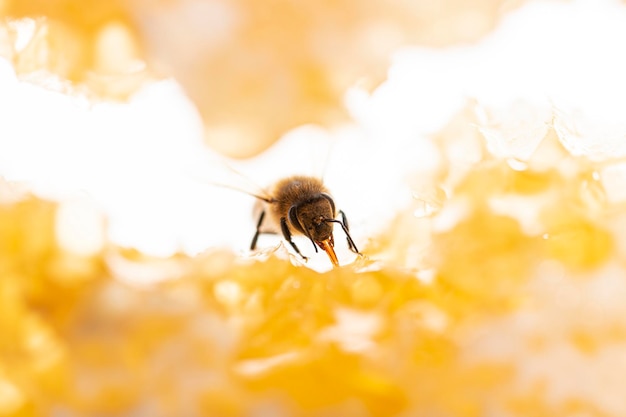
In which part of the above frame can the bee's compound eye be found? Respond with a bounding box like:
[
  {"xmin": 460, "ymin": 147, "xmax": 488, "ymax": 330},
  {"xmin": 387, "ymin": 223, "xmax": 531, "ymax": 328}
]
[
  {"xmin": 288, "ymin": 205, "xmax": 303, "ymax": 233},
  {"xmin": 320, "ymin": 193, "xmax": 336, "ymax": 215}
]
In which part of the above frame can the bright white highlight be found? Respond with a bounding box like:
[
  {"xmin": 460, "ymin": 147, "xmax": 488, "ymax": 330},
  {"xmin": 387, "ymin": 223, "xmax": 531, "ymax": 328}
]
[{"xmin": 0, "ymin": 0, "xmax": 625, "ymax": 257}]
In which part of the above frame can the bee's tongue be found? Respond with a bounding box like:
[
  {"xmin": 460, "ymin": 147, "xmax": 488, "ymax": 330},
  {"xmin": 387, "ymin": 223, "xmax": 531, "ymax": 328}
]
[{"xmin": 316, "ymin": 238, "xmax": 339, "ymax": 267}]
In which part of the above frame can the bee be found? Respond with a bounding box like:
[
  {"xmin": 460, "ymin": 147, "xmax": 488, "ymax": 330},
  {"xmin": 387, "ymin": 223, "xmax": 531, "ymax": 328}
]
[{"xmin": 249, "ymin": 175, "xmax": 360, "ymax": 267}]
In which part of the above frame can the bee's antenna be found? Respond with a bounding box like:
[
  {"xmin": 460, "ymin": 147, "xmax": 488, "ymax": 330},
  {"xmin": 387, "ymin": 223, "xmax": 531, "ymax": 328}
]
[
  {"xmin": 324, "ymin": 219, "xmax": 360, "ymax": 254},
  {"xmin": 309, "ymin": 236, "xmax": 319, "ymax": 253}
]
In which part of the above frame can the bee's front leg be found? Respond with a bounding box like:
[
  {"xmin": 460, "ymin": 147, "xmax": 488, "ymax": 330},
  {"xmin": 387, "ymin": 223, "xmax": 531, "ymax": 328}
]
[
  {"xmin": 280, "ymin": 217, "xmax": 308, "ymax": 261},
  {"xmin": 339, "ymin": 210, "xmax": 360, "ymax": 254}
]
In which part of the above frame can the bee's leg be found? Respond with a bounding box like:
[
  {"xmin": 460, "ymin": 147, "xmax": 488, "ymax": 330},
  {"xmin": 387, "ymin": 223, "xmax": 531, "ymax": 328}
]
[
  {"xmin": 250, "ymin": 210, "xmax": 266, "ymax": 250},
  {"xmin": 339, "ymin": 210, "xmax": 360, "ymax": 254},
  {"xmin": 280, "ymin": 217, "xmax": 308, "ymax": 261},
  {"xmin": 339, "ymin": 210, "xmax": 350, "ymax": 230}
]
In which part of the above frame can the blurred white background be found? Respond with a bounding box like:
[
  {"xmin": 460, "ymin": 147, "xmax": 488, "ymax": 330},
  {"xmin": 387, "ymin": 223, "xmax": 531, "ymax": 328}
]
[{"xmin": 1, "ymin": 0, "xmax": 626, "ymax": 262}]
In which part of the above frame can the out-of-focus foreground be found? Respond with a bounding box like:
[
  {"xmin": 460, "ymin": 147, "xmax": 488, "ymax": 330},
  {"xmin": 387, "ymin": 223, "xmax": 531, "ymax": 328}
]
[{"xmin": 3, "ymin": 1, "xmax": 626, "ymax": 417}]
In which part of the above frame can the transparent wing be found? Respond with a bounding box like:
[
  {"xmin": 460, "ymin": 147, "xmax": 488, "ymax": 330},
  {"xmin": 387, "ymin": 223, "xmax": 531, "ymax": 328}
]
[
  {"xmin": 185, "ymin": 148, "xmax": 273, "ymax": 202},
  {"xmin": 186, "ymin": 127, "xmax": 336, "ymax": 200}
]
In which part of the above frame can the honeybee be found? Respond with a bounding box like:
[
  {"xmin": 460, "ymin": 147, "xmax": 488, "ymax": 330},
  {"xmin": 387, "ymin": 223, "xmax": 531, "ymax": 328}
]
[{"xmin": 249, "ymin": 175, "xmax": 360, "ymax": 267}]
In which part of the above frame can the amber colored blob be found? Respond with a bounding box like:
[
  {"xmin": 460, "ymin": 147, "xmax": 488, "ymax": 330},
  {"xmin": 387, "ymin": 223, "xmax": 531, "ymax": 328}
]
[
  {"xmin": 431, "ymin": 208, "xmax": 535, "ymax": 311},
  {"xmin": 542, "ymin": 210, "xmax": 613, "ymax": 270},
  {"xmin": 510, "ymin": 169, "xmax": 560, "ymax": 195},
  {"xmin": 456, "ymin": 161, "xmax": 561, "ymax": 199},
  {"xmin": 2, "ymin": 0, "xmax": 130, "ymax": 33}
]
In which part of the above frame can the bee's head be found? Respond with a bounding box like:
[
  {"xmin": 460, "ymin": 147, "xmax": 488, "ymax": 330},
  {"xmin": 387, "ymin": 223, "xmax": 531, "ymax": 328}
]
[
  {"xmin": 288, "ymin": 194, "xmax": 335, "ymax": 238},
  {"xmin": 289, "ymin": 194, "xmax": 339, "ymax": 266}
]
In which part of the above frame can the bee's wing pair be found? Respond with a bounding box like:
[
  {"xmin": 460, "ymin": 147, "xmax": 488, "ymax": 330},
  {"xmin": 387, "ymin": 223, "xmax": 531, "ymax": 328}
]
[{"xmin": 186, "ymin": 152, "xmax": 274, "ymax": 202}]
